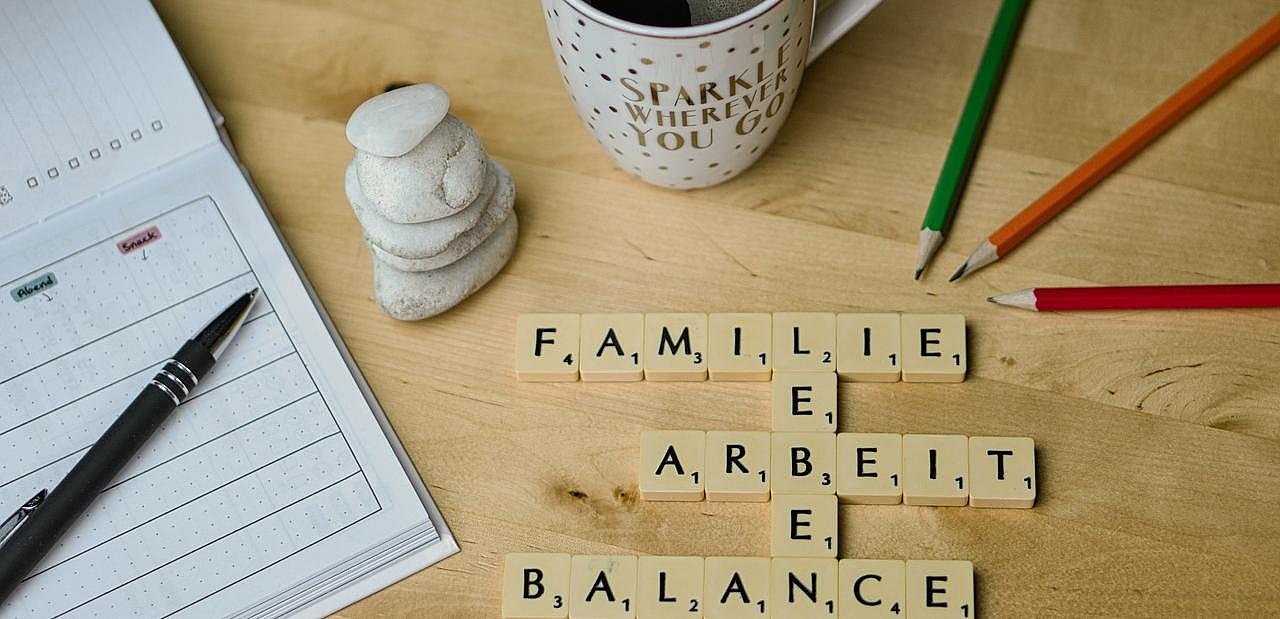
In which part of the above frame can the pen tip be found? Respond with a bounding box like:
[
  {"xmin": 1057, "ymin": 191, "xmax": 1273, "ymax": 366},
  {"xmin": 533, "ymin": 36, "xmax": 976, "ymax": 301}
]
[{"xmin": 247, "ymin": 287, "xmax": 260, "ymax": 301}]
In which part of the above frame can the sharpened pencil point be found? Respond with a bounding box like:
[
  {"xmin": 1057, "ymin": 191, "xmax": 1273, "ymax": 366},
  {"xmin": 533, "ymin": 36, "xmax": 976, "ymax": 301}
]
[
  {"xmin": 949, "ymin": 263, "xmax": 968, "ymax": 282},
  {"xmin": 914, "ymin": 229, "xmax": 944, "ymax": 281},
  {"xmin": 986, "ymin": 296, "xmax": 995, "ymax": 303}
]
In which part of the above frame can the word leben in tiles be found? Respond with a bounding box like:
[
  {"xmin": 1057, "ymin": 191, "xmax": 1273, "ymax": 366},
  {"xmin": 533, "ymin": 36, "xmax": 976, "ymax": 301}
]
[
  {"xmin": 514, "ymin": 312, "xmax": 966, "ymax": 383},
  {"xmin": 639, "ymin": 431, "xmax": 1037, "ymax": 509},
  {"xmin": 502, "ymin": 553, "xmax": 975, "ymax": 619}
]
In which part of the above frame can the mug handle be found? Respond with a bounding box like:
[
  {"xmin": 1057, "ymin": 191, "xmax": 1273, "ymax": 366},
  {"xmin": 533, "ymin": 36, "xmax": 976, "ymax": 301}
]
[{"xmin": 807, "ymin": 0, "xmax": 883, "ymax": 64}]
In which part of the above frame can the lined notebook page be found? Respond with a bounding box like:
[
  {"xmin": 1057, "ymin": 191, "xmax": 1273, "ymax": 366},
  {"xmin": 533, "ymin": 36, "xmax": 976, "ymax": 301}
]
[
  {"xmin": 0, "ymin": 144, "xmax": 446, "ymax": 618},
  {"xmin": 0, "ymin": 0, "xmax": 214, "ymax": 237}
]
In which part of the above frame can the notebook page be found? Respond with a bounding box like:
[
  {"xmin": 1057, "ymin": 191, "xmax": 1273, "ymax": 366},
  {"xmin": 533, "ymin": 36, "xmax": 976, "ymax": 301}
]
[
  {"xmin": 0, "ymin": 143, "xmax": 452, "ymax": 618},
  {"xmin": 0, "ymin": 0, "xmax": 215, "ymax": 238}
]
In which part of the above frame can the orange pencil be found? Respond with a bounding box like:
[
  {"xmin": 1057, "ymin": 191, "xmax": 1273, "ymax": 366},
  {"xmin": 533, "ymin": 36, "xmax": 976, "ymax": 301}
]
[{"xmin": 951, "ymin": 13, "xmax": 1280, "ymax": 282}]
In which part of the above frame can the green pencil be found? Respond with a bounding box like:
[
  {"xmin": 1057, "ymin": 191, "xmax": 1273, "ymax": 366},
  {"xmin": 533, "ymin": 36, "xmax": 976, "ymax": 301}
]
[{"xmin": 915, "ymin": 0, "xmax": 1029, "ymax": 280}]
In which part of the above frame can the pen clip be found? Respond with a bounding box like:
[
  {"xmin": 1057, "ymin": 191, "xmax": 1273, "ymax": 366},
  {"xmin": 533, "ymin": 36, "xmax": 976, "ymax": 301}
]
[{"xmin": 0, "ymin": 489, "xmax": 47, "ymax": 544}]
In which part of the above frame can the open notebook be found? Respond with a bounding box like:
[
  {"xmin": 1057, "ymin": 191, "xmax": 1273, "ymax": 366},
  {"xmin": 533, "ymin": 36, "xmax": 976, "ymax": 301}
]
[{"xmin": 0, "ymin": 1, "xmax": 457, "ymax": 617}]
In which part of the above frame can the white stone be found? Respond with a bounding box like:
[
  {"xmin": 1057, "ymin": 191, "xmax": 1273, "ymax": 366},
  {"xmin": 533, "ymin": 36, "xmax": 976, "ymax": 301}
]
[
  {"xmin": 345, "ymin": 83, "xmax": 450, "ymax": 157},
  {"xmin": 356, "ymin": 115, "xmax": 488, "ymax": 223},
  {"xmin": 372, "ymin": 213, "xmax": 518, "ymax": 321},
  {"xmin": 362, "ymin": 160, "xmax": 514, "ymax": 271},
  {"xmin": 345, "ymin": 157, "xmax": 502, "ymax": 259}
]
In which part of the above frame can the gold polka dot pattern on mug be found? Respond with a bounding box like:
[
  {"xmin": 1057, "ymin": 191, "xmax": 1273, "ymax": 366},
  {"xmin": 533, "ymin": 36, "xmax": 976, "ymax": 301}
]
[{"xmin": 543, "ymin": 0, "xmax": 814, "ymax": 189}]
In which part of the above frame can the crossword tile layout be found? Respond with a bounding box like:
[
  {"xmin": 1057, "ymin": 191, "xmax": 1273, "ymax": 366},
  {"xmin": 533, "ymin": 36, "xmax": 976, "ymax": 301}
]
[
  {"xmin": 642, "ymin": 430, "xmax": 1035, "ymax": 509},
  {"xmin": 509, "ymin": 313, "xmax": 1015, "ymax": 617},
  {"xmin": 503, "ymin": 554, "xmax": 976, "ymax": 618},
  {"xmin": 516, "ymin": 313, "xmax": 968, "ymax": 383}
]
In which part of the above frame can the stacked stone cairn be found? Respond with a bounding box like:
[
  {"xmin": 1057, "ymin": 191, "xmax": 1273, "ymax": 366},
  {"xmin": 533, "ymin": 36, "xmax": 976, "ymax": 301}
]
[{"xmin": 344, "ymin": 84, "xmax": 516, "ymax": 320}]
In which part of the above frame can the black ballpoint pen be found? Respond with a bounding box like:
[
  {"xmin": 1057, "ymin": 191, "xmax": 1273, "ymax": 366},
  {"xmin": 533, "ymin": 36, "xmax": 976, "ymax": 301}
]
[{"xmin": 0, "ymin": 288, "xmax": 259, "ymax": 603}]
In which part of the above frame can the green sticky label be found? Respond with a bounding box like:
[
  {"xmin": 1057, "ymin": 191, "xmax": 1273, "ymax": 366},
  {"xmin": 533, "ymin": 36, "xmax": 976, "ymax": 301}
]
[{"xmin": 10, "ymin": 272, "xmax": 57, "ymax": 302}]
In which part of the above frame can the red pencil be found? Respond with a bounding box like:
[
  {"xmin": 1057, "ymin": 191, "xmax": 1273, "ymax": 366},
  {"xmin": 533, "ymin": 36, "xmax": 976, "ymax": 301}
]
[{"xmin": 988, "ymin": 283, "xmax": 1280, "ymax": 311}]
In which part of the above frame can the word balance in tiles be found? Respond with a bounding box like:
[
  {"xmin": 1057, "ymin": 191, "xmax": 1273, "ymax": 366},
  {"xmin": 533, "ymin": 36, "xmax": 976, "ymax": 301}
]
[
  {"xmin": 501, "ymin": 554, "xmax": 977, "ymax": 618},
  {"xmin": 515, "ymin": 312, "xmax": 967, "ymax": 383}
]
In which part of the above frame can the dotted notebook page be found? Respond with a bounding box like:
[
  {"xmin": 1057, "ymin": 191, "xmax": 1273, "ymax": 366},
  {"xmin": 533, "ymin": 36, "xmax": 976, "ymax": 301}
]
[
  {"xmin": 0, "ymin": 0, "xmax": 216, "ymax": 238},
  {"xmin": 0, "ymin": 145, "xmax": 447, "ymax": 618}
]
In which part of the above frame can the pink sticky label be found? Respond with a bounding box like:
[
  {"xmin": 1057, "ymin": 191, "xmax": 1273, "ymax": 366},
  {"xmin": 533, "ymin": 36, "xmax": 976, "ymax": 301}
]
[{"xmin": 117, "ymin": 225, "xmax": 162, "ymax": 255}]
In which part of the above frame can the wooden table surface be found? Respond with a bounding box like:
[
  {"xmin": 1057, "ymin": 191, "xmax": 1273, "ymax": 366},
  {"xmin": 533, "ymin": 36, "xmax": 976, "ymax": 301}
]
[{"xmin": 154, "ymin": 0, "xmax": 1280, "ymax": 616}]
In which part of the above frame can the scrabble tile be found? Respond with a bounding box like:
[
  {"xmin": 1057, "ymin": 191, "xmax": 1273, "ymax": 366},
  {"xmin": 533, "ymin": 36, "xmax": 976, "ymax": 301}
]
[
  {"xmin": 708, "ymin": 313, "xmax": 772, "ymax": 381},
  {"xmin": 838, "ymin": 559, "xmax": 904, "ymax": 619},
  {"xmin": 836, "ymin": 313, "xmax": 901, "ymax": 382},
  {"xmin": 899, "ymin": 314, "xmax": 966, "ymax": 383},
  {"xmin": 516, "ymin": 314, "xmax": 581, "ymax": 381},
  {"xmin": 640, "ymin": 431, "xmax": 706, "ymax": 501},
  {"xmin": 904, "ymin": 560, "xmax": 974, "ymax": 619},
  {"xmin": 570, "ymin": 555, "xmax": 639, "ymax": 618},
  {"xmin": 968, "ymin": 436, "xmax": 1036, "ymax": 508},
  {"xmin": 644, "ymin": 313, "xmax": 708, "ymax": 381},
  {"xmin": 637, "ymin": 556, "xmax": 703, "ymax": 618},
  {"xmin": 771, "ymin": 494, "xmax": 838, "ymax": 558},
  {"xmin": 771, "ymin": 433, "xmax": 836, "ymax": 495},
  {"xmin": 704, "ymin": 557, "xmax": 771, "ymax": 618},
  {"xmin": 705, "ymin": 431, "xmax": 771, "ymax": 502},
  {"xmin": 503, "ymin": 553, "xmax": 571, "ymax": 618},
  {"xmin": 836, "ymin": 433, "xmax": 902, "ymax": 505},
  {"xmin": 772, "ymin": 313, "xmax": 836, "ymax": 372},
  {"xmin": 771, "ymin": 372, "xmax": 837, "ymax": 433},
  {"xmin": 902, "ymin": 435, "xmax": 968, "ymax": 507},
  {"xmin": 580, "ymin": 313, "xmax": 644, "ymax": 382},
  {"xmin": 771, "ymin": 558, "xmax": 838, "ymax": 618}
]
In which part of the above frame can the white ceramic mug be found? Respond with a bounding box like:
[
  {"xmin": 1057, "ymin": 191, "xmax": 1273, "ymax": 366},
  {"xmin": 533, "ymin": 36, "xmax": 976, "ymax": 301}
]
[{"xmin": 542, "ymin": 0, "xmax": 881, "ymax": 189}]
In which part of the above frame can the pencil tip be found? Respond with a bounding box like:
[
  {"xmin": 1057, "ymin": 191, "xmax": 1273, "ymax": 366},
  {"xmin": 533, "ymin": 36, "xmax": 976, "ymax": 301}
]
[
  {"xmin": 948, "ymin": 263, "xmax": 968, "ymax": 282},
  {"xmin": 986, "ymin": 296, "xmax": 995, "ymax": 303},
  {"xmin": 913, "ymin": 229, "xmax": 943, "ymax": 282}
]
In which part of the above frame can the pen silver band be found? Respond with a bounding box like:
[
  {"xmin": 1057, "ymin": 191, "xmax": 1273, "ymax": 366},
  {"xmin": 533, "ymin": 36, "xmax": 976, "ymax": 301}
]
[
  {"xmin": 150, "ymin": 379, "xmax": 181, "ymax": 406},
  {"xmin": 169, "ymin": 359, "xmax": 198, "ymax": 387},
  {"xmin": 158, "ymin": 369, "xmax": 188, "ymax": 398}
]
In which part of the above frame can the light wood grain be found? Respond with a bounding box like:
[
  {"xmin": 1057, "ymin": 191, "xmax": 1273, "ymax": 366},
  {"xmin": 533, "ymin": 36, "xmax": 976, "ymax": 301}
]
[{"xmin": 152, "ymin": 0, "xmax": 1280, "ymax": 616}]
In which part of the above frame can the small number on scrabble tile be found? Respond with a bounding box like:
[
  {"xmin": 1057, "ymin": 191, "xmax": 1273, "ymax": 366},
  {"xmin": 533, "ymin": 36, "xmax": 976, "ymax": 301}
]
[
  {"xmin": 708, "ymin": 313, "xmax": 772, "ymax": 381},
  {"xmin": 969, "ymin": 436, "xmax": 1036, "ymax": 508},
  {"xmin": 838, "ymin": 559, "xmax": 904, "ymax": 619},
  {"xmin": 771, "ymin": 494, "xmax": 838, "ymax": 558},
  {"xmin": 705, "ymin": 431, "xmax": 771, "ymax": 502},
  {"xmin": 570, "ymin": 555, "xmax": 638, "ymax": 619},
  {"xmin": 900, "ymin": 314, "xmax": 966, "ymax": 383},
  {"xmin": 503, "ymin": 553, "xmax": 571, "ymax": 618},
  {"xmin": 836, "ymin": 433, "xmax": 902, "ymax": 505},
  {"xmin": 772, "ymin": 313, "xmax": 836, "ymax": 372},
  {"xmin": 580, "ymin": 313, "xmax": 644, "ymax": 382},
  {"xmin": 516, "ymin": 314, "xmax": 581, "ymax": 381},
  {"xmin": 637, "ymin": 556, "xmax": 703, "ymax": 618},
  {"xmin": 836, "ymin": 313, "xmax": 901, "ymax": 382},
  {"xmin": 644, "ymin": 313, "xmax": 709, "ymax": 381},
  {"xmin": 902, "ymin": 435, "xmax": 968, "ymax": 506},
  {"xmin": 904, "ymin": 560, "xmax": 974, "ymax": 619},
  {"xmin": 704, "ymin": 557, "xmax": 770, "ymax": 618},
  {"xmin": 772, "ymin": 372, "xmax": 837, "ymax": 433},
  {"xmin": 640, "ymin": 431, "xmax": 706, "ymax": 501},
  {"xmin": 771, "ymin": 433, "xmax": 837, "ymax": 495},
  {"xmin": 771, "ymin": 558, "xmax": 838, "ymax": 618}
]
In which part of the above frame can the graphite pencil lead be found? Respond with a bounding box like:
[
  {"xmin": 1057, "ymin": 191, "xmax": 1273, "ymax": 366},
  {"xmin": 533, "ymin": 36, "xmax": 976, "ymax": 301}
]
[
  {"xmin": 914, "ymin": 229, "xmax": 943, "ymax": 281},
  {"xmin": 951, "ymin": 239, "xmax": 999, "ymax": 282}
]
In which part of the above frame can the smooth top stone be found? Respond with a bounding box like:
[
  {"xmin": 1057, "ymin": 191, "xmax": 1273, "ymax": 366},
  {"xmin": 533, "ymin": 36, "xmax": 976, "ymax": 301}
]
[{"xmin": 346, "ymin": 83, "xmax": 450, "ymax": 157}]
